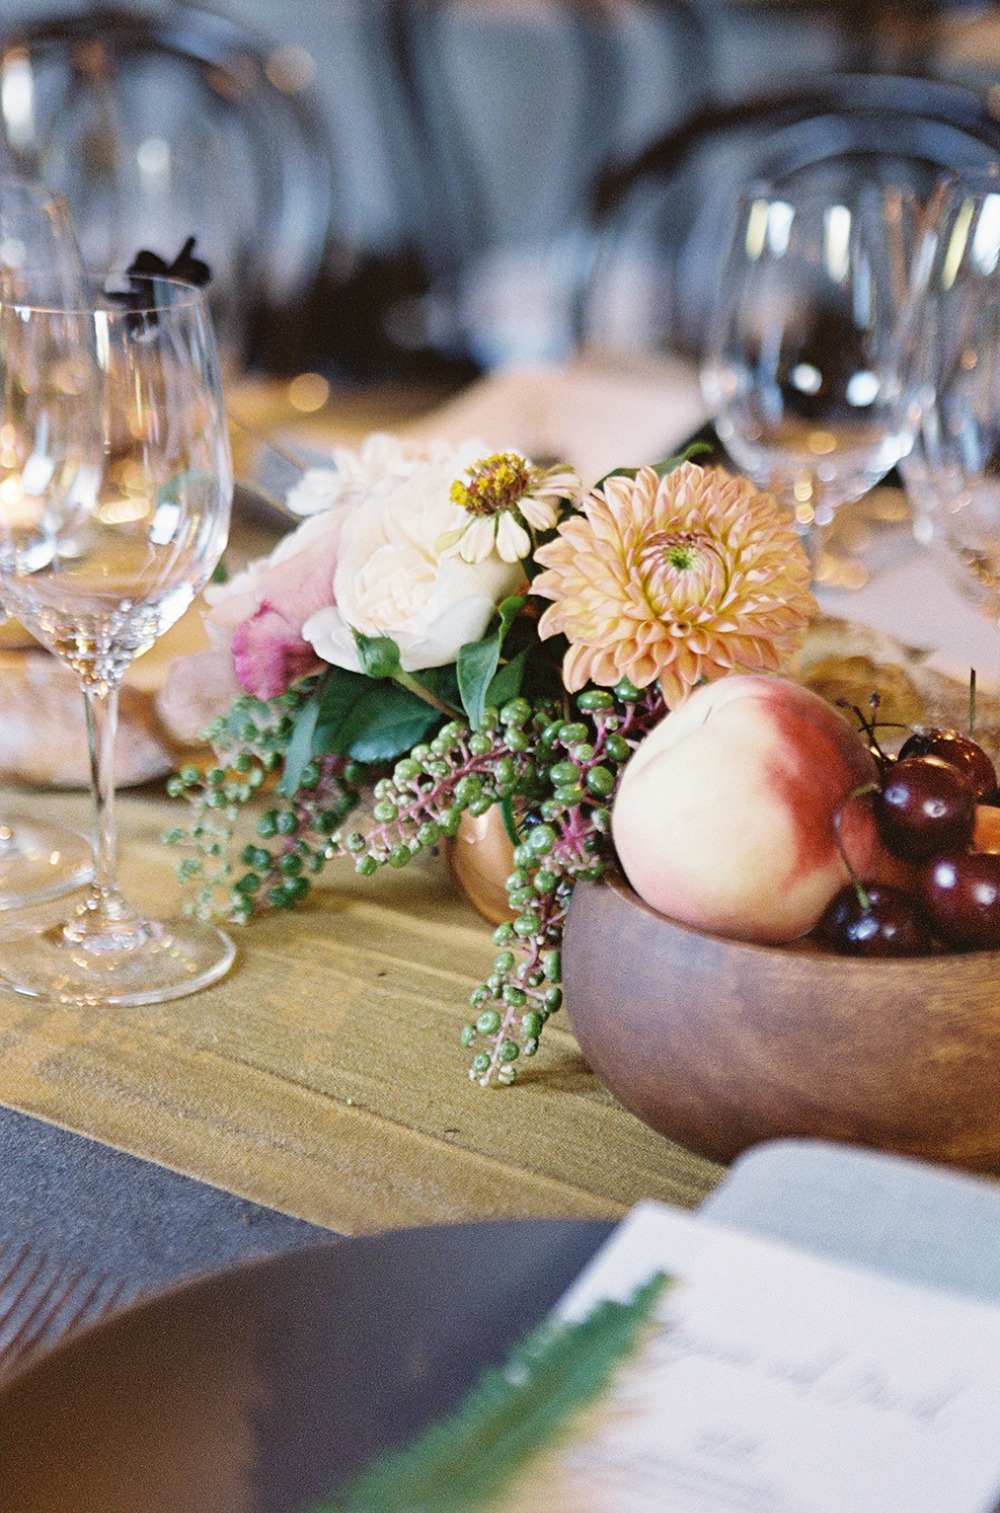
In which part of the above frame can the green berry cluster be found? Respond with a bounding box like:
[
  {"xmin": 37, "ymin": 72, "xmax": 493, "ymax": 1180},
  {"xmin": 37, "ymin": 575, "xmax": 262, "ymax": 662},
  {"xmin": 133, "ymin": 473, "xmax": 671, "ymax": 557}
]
[
  {"xmin": 337, "ymin": 699, "xmax": 538, "ymax": 878},
  {"xmin": 164, "ymin": 688, "xmax": 361, "ymax": 920},
  {"xmin": 458, "ymin": 682, "xmax": 665, "ymax": 1085},
  {"xmin": 165, "ymin": 677, "xmax": 666, "ymax": 1083}
]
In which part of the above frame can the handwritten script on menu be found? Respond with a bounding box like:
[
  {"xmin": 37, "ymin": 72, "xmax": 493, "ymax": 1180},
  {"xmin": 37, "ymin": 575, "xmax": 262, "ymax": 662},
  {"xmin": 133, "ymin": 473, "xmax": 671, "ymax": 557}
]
[{"xmin": 504, "ymin": 1202, "xmax": 1000, "ymax": 1513}]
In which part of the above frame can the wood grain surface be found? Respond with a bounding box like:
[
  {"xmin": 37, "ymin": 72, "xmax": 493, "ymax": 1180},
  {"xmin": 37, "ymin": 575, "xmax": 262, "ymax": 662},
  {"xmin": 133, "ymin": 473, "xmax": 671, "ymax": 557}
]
[
  {"xmin": 565, "ymin": 865, "xmax": 1000, "ymax": 1172},
  {"xmin": 0, "ymin": 787, "xmax": 723, "ymax": 1235}
]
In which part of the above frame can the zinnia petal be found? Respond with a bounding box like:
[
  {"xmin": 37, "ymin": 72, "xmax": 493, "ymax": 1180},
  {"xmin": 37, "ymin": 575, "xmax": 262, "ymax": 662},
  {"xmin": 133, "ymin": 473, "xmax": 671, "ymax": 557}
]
[
  {"xmin": 495, "ymin": 512, "xmax": 532, "ymax": 562},
  {"xmin": 457, "ymin": 516, "xmax": 499, "ymax": 563},
  {"xmin": 519, "ymin": 493, "xmax": 560, "ymax": 531}
]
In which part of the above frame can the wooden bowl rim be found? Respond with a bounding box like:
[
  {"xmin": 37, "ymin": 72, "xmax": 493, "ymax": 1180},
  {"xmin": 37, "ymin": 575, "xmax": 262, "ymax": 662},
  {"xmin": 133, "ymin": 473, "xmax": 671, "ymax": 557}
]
[{"xmin": 599, "ymin": 861, "xmax": 1000, "ymax": 981}]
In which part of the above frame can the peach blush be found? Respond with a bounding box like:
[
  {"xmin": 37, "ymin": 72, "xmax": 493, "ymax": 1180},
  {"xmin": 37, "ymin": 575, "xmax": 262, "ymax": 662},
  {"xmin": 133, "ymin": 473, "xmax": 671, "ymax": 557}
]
[{"xmin": 612, "ymin": 674, "xmax": 883, "ymax": 945}]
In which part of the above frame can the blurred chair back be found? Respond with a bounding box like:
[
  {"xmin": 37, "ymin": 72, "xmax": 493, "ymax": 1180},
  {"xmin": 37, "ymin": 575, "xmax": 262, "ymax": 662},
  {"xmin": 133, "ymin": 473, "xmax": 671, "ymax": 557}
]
[
  {"xmin": 582, "ymin": 73, "xmax": 1000, "ymax": 360},
  {"xmin": 379, "ymin": 0, "xmax": 712, "ymax": 371},
  {"xmin": 0, "ymin": 4, "xmax": 334, "ymax": 370}
]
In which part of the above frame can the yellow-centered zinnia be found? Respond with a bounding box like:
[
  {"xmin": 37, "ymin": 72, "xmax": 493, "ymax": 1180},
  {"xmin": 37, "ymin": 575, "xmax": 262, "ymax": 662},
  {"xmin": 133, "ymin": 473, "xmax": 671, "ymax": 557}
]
[
  {"xmin": 439, "ymin": 452, "xmax": 580, "ymax": 564},
  {"xmin": 532, "ymin": 461, "xmax": 816, "ymax": 706}
]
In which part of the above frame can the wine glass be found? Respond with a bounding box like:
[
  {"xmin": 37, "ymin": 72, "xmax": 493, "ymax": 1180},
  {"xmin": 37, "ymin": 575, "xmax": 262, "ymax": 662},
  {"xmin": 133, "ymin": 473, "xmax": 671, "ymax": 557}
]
[
  {"xmin": 0, "ymin": 175, "xmax": 93, "ymax": 907},
  {"xmin": 896, "ymin": 171, "xmax": 1000, "ymax": 621},
  {"xmin": 0, "ymin": 273, "xmax": 235, "ymax": 1004},
  {"xmin": 699, "ymin": 173, "xmax": 918, "ymax": 585}
]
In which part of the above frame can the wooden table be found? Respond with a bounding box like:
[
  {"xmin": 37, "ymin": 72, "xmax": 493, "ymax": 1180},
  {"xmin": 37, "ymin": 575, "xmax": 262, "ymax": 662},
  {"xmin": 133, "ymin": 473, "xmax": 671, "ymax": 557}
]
[
  {"xmin": 0, "ymin": 782, "xmax": 723, "ymax": 1237},
  {"xmin": 0, "ymin": 369, "xmax": 726, "ymax": 1235}
]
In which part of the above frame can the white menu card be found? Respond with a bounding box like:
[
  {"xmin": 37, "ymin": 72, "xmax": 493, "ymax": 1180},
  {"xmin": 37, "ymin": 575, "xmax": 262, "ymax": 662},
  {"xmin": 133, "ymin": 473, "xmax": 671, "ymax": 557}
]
[{"xmin": 513, "ymin": 1201, "xmax": 1000, "ymax": 1513}]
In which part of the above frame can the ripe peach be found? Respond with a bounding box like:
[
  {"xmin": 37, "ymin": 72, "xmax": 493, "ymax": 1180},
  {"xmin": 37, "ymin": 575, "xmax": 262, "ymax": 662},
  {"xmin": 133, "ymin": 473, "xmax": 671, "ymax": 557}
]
[
  {"xmin": 973, "ymin": 804, "xmax": 1000, "ymax": 853},
  {"xmin": 612, "ymin": 674, "xmax": 884, "ymax": 944}
]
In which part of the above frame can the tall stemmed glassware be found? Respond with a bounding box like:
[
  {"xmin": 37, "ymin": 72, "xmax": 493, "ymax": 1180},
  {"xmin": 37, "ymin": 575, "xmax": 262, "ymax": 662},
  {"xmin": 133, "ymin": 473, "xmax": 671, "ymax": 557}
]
[
  {"xmin": 700, "ymin": 175, "xmax": 918, "ymax": 584},
  {"xmin": 0, "ymin": 176, "xmax": 93, "ymax": 907},
  {"xmin": 0, "ymin": 274, "xmax": 235, "ymax": 1004},
  {"xmin": 897, "ymin": 172, "xmax": 1000, "ymax": 632}
]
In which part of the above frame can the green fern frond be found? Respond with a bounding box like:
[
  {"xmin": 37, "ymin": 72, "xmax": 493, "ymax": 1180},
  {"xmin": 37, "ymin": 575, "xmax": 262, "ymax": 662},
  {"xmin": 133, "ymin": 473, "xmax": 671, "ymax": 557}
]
[{"xmin": 317, "ymin": 1270, "xmax": 671, "ymax": 1513}]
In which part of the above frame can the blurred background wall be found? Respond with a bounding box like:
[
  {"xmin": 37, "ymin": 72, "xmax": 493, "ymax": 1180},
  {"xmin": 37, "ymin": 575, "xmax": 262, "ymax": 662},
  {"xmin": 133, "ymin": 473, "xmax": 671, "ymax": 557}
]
[{"xmin": 0, "ymin": 0, "xmax": 996, "ymax": 383}]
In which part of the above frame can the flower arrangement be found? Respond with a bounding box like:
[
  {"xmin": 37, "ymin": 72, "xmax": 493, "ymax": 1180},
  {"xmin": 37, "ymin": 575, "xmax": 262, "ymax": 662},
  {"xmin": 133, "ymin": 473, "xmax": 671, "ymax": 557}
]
[{"xmin": 165, "ymin": 434, "xmax": 815, "ymax": 1085}]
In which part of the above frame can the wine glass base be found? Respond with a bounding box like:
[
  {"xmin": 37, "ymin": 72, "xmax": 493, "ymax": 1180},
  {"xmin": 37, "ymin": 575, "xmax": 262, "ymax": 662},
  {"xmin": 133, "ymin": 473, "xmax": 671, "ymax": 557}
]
[
  {"xmin": 0, "ymin": 821, "xmax": 92, "ymax": 910},
  {"xmin": 810, "ymin": 488, "xmax": 917, "ymax": 592},
  {"xmin": 0, "ymin": 913, "xmax": 236, "ymax": 1006}
]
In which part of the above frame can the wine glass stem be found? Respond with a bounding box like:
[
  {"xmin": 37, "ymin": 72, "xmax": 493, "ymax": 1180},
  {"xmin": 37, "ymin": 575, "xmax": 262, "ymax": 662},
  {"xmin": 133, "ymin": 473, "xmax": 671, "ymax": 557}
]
[
  {"xmin": 83, "ymin": 681, "xmax": 126, "ymax": 918},
  {"xmin": 784, "ymin": 475, "xmax": 826, "ymax": 578},
  {"xmin": 800, "ymin": 519, "xmax": 823, "ymax": 576}
]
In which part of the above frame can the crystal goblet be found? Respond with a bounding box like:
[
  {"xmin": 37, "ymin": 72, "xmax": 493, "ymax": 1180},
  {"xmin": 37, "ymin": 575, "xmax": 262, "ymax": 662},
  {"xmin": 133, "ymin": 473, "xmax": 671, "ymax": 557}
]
[
  {"xmin": 0, "ymin": 175, "xmax": 93, "ymax": 906},
  {"xmin": 899, "ymin": 173, "xmax": 1000, "ymax": 613},
  {"xmin": 0, "ymin": 273, "xmax": 234, "ymax": 1003},
  {"xmin": 700, "ymin": 174, "xmax": 918, "ymax": 585}
]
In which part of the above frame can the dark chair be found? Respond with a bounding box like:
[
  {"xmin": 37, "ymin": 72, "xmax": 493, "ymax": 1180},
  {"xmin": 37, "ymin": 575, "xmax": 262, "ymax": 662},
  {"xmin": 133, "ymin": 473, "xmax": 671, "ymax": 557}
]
[
  {"xmin": 581, "ymin": 72, "xmax": 1000, "ymax": 358},
  {"xmin": 0, "ymin": 4, "xmax": 335, "ymax": 370},
  {"xmin": 377, "ymin": 0, "xmax": 714, "ymax": 370}
]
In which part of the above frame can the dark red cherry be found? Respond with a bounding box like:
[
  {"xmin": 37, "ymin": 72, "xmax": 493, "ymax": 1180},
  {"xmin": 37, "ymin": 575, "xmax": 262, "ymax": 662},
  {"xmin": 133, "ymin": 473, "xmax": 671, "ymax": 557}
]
[
  {"xmin": 876, "ymin": 755, "xmax": 977, "ymax": 861},
  {"xmin": 815, "ymin": 882, "xmax": 932, "ymax": 957},
  {"xmin": 920, "ymin": 851, "xmax": 1000, "ymax": 951},
  {"xmin": 897, "ymin": 729, "xmax": 997, "ymax": 803}
]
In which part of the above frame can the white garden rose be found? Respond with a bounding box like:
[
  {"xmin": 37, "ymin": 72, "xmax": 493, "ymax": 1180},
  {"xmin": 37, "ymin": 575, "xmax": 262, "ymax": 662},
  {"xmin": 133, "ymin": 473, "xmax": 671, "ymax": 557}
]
[
  {"xmin": 284, "ymin": 467, "xmax": 343, "ymax": 517},
  {"xmin": 303, "ymin": 444, "xmax": 524, "ymax": 672},
  {"xmin": 285, "ymin": 432, "xmax": 458, "ymax": 516}
]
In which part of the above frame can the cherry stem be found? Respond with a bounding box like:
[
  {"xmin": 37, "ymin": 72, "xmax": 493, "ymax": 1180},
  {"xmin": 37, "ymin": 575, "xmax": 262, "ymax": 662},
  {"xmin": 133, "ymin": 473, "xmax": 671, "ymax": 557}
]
[
  {"xmin": 970, "ymin": 668, "xmax": 977, "ymax": 739},
  {"xmin": 833, "ymin": 782, "xmax": 878, "ymax": 911},
  {"xmin": 834, "ymin": 697, "xmax": 894, "ymax": 766}
]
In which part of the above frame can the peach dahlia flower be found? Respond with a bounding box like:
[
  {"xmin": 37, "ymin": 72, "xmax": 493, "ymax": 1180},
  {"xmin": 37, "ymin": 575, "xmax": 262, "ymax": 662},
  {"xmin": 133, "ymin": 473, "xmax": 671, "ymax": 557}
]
[{"xmin": 531, "ymin": 461, "xmax": 816, "ymax": 707}]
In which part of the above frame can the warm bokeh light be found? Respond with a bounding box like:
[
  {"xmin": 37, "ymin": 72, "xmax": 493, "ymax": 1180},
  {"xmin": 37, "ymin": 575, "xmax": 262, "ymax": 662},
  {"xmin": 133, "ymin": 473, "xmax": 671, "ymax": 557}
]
[{"xmin": 287, "ymin": 372, "xmax": 330, "ymax": 413}]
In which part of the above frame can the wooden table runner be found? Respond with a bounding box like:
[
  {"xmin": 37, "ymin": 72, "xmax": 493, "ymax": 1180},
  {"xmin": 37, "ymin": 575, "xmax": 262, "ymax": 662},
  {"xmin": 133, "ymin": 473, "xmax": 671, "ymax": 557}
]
[
  {"xmin": 0, "ymin": 370, "xmax": 730, "ymax": 1234},
  {"xmin": 0, "ymin": 786, "xmax": 723, "ymax": 1235}
]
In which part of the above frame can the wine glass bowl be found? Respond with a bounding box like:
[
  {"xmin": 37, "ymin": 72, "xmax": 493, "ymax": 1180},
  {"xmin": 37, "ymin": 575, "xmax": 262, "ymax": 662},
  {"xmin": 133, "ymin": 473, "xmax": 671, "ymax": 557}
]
[
  {"xmin": 0, "ymin": 322, "xmax": 225, "ymax": 682},
  {"xmin": 0, "ymin": 175, "xmax": 94, "ymax": 906},
  {"xmin": 898, "ymin": 174, "xmax": 1000, "ymax": 624},
  {"xmin": 0, "ymin": 273, "xmax": 234, "ymax": 1004},
  {"xmin": 700, "ymin": 175, "xmax": 918, "ymax": 581}
]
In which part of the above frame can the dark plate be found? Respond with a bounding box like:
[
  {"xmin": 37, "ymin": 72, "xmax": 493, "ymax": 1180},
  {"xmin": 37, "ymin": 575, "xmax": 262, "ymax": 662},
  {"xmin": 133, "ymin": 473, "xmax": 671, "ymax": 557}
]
[{"xmin": 0, "ymin": 1217, "xmax": 613, "ymax": 1513}]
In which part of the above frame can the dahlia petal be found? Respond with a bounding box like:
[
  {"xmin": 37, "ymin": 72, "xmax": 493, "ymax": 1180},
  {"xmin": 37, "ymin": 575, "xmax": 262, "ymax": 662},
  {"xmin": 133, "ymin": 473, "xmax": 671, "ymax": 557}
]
[
  {"xmin": 626, "ymin": 649, "xmax": 668, "ymax": 688},
  {"xmin": 561, "ymin": 640, "xmax": 596, "ymax": 692},
  {"xmin": 532, "ymin": 459, "xmax": 813, "ymax": 702}
]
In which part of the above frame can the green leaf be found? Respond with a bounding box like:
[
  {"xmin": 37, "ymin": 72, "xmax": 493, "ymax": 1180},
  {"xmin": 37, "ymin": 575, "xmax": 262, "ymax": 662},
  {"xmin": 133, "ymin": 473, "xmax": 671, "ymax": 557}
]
[
  {"xmin": 419, "ymin": 663, "xmax": 463, "ymax": 709},
  {"xmin": 307, "ymin": 664, "xmax": 458, "ymax": 762},
  {"xmin": 458, "ymin": 595, "xmax": 526, "ymax": 729},
  {"xmin": 652, "ymin": 438, "xmax": 713, "ymax": 477},
  {"xmin": 457, "ymin": 639, "xmax": 500, "ymax": 728},
  {"xmin": 316, "ymin": 680, "xmax": 440, "ymax": 763},
  {"xmin": 593, "ymin": 440, "xmax": 712, "ymax": 492},
  {"xmin": 277, "ymin": 692, "xmax": 321, "ymax": 797},
  {"xmin": 485, "ymin": 645, "xmax": 528, "ymax": 710},
  {"xmin": 317, "ymin": 1271, "xmax": 671, "ymax": 1513},
  {"xmin": 307, "ymin": 667, "xmax": 373, "ymax": 756},
  {"xmin": 353, "ymin": 630, "xmax": 403, "ymax": 681}
]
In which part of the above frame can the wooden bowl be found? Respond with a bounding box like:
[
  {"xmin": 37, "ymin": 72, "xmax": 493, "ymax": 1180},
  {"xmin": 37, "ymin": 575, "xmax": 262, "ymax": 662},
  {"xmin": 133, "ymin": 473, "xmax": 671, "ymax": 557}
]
[{"xmin": 563, "ymin": 864, "xmax": 1000, "ymax": 1173}]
